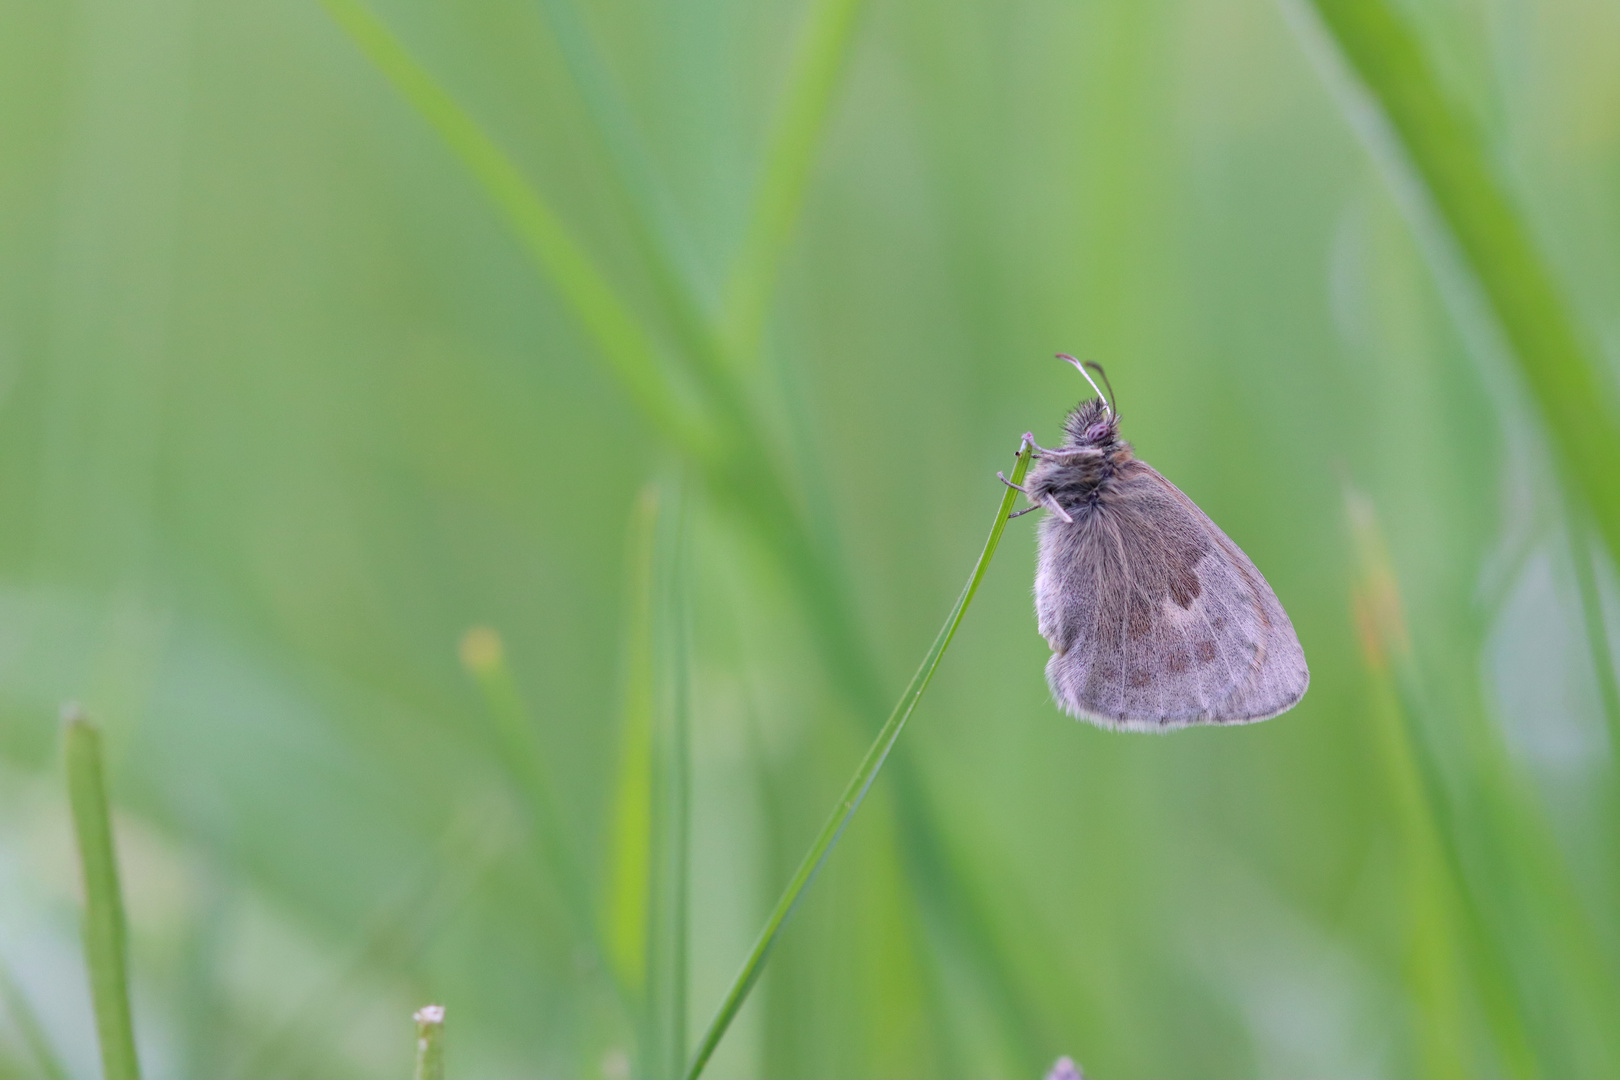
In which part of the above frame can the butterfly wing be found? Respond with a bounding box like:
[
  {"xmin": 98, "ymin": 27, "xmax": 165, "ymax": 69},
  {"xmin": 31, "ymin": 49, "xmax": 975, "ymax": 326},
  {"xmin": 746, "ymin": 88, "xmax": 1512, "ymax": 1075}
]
[{"xmin": 1035, "ymin": 461, "xmax": 1307, "ymax": 730}]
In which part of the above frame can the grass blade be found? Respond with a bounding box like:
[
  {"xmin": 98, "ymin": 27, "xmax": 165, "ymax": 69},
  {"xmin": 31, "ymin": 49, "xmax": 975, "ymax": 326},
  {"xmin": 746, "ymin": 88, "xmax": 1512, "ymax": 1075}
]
[
  {"xmin": 667, "ymin": 513, "xmax": 692, "ymax": 1080},
  {"xmin": 1347, "ymin": 487, "xmax": 1620, "ymax": 1075},
  {"xmin": 413, "ymin": 1005, "xmax": 445, "ymax": 1080},
  {"xmin": 1346, "ymin": 491, "xmax": 1507, "ymax": 1077},
  {"xmin": 684, "ymin": 439, "xmax": 1034, "ymax": 1080},
  {"xmin": 62, "ymin": 705, "xmax": 141, "ymax": 1080},
  {"xmin": 646, "ymin": 478, "xmax": 692, "ymax": 1079},
  {"xmin": 1296, "ymin": 0, "xmax": 1620, "ymax": 564},
  {"xmin": 458, "ymin": 627, "xmax": 622, "ymax": 1004},
  {"xmin": 604, "ymin": 486, "xmax": 663, "ymax": 1004},
  {"xmin": 317, "ymin": 0, "xmax": 709, "ymax": 464},
  {"xmin": 723, "ymin": 0, "xmax": 867, "ymax": 362}
]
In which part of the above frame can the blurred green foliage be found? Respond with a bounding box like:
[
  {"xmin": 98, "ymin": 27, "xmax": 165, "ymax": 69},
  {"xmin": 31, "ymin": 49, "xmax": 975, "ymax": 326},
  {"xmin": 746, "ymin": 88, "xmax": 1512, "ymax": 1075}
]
[{"xmin": 1, "ymin": 0, "xmax": 1619, "ymax": 1076}]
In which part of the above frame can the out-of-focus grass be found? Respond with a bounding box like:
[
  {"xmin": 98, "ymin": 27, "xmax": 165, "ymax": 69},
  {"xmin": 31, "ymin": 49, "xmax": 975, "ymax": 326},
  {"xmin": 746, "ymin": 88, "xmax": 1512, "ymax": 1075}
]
[
  {"xmin": 63, "ymin": 709, "xmax": 140, "ymax": 1080},
  {"xmin": 2, "ymin": 0, "xmax": 1620, "ymax": 1076},
  {"xmin": 1302, "ymin": 0, "xmax": 1620, "ymax": 564},
  {"xmin": 604, "ymin": 486, "xmax": 659, "ymax": 1005},
  {"xmin": 645, "ymin": 478, "xmax": 692, "ymax": 1080},
  {"xmin": 412, "ymin": 1004, "xmax": 444, "ymax": 1080}
]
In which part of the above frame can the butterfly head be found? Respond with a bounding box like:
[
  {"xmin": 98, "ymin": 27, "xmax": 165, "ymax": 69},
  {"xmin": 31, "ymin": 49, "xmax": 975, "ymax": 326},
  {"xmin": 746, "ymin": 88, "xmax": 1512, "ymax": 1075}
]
[
  {"xmin": 1056, "ymin": 355, "xmax": 1120, "ymax": 448},
  {"xmin": 1062, "ymin": 397, "xmax": 1120, "ymax": 448}
]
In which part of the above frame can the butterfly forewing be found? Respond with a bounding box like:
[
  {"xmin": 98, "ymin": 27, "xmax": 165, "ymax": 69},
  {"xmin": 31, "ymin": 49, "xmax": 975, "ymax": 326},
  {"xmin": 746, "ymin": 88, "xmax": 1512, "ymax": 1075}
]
[{"xmin": 1036, "ymin": 461, "xmax": 1306, "ymax": 730}]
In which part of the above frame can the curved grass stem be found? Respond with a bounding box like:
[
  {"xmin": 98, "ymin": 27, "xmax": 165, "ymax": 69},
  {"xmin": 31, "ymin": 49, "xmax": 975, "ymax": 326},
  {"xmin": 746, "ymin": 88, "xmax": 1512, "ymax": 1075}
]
[{"xmin": 684, "ymin": 439, "xmax": 1035, "ymax": 1080}]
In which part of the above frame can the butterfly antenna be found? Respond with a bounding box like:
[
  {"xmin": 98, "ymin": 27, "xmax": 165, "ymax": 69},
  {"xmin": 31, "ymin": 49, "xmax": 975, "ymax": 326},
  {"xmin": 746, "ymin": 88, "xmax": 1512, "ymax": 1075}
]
[
  {"xmin": 1084, "ymin": 361, "xmax": 1118, "ymax": 417},
  {"xmin": 1057, "ymin": 353, "xmax": 1112, "ymax": 415}
]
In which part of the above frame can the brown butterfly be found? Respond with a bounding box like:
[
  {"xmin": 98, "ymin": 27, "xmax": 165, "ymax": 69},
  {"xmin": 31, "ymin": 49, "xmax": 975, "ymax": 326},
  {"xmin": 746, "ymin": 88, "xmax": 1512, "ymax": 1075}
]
[{"xmin": 1002, "ymin": 355, "xmax": 1308, "ymax": 731}]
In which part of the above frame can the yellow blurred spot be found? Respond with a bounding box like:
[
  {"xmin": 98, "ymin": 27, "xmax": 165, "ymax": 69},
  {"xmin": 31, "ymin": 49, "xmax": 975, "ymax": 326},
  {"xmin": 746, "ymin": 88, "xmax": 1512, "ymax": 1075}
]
[
  {"xmin": 1344, "ymin": 486, "xmax": 1411, "ymax": 669},
  {"xmin": 459, "ymin": 626, "xmax": 504, "ymax": 674}
]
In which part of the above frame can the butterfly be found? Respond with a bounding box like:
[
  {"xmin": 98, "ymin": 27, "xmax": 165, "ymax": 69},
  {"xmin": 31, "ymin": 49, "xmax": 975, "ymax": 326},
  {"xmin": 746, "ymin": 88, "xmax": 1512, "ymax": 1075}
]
[{"xmin": 1002, "ymin": 356, "xmax": 1308, "ymax": 731}]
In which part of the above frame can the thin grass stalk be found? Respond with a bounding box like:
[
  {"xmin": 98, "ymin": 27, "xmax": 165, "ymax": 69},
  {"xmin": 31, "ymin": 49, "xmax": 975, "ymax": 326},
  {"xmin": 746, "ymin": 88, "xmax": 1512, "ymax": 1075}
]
[
  {"xmin": 684, "ymin": 439, "xmax": 1034, "ymax": 1080},
  {"xmin": 62, "ymin": 706, "xmax": 141, "ymax": 1080},
  {"xmin": 722, "ymin": 0, "xmax": 867, "ymax": 363},
  {"xmin": 459, "ymin": 628, "xmax": 623, "ymax": 1006},
  {"xmin": 528, "ymin": 0, "xmax": 707, "ymax": 304},
  {"xmin": 1347, "ymin": 490, "xmax": 1541, "ymax": 1076},
  {"xmin": 669, "ymin": 491, "xmax": 692, "ymax": 1077},
  {"xmin": 605, "ymin": 486, "xmax": 663, "ymax": 1010},
  {"xmin": 0, "ymin": 956, "xmax": 69, "ymax": 1080},
  {"xmin": 317, "ymin": 0, "xmax": 709, "ymax": 462},
  {"xmin": 647, "ymin": 478, "xmax": 692, "ymax": 1079},
  {"xmin": 1402, "ymin": 565, "xmax": 1620, "ymax": 1069},
  {"xmin": 1349, "ymin": 495, "xmax": 1480, "ymax": 1074},
  {"xmin": 413, "ymin": 1005, "xmax": 445, "ymax": 1080},
  {"xmin": 1298, "ymin": 0, "xmax": 1620, "ymax": 568},
  {"xmin": 1348, "ymin": 498, "xmax": 1472, "ymax": 1077}
]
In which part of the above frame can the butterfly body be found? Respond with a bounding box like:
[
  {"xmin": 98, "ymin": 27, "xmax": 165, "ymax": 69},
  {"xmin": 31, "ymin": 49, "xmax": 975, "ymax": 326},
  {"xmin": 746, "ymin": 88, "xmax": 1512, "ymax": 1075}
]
[{"xmin": 1027, "ymin": 397, "xmax": 1308, "ymax": 731}]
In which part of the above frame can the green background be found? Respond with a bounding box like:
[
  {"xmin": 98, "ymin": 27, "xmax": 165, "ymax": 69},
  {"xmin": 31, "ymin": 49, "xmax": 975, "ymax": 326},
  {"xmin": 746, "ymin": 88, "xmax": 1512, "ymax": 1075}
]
[{"xmin": 1, "ymin": 0, "xmax": 1618, "ymax": 1076}]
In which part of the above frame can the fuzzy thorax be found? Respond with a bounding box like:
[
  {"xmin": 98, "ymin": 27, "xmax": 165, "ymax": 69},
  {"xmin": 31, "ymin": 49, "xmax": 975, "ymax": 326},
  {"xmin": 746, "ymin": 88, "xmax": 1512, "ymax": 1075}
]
[{"xmin": 1026, "ymin": 398, "xmax": 1134, "ymax": 513}]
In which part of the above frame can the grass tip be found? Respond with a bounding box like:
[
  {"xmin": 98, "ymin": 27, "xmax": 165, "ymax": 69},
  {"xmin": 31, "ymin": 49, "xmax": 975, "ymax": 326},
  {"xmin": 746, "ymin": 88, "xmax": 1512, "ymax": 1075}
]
[
  {"xmin": 60, "ymin": 701, "xmax": 90, "ymax": 729},
  {"xmin": 458, "ymin": 627, "xmax": 504, "ymax": 675},
  {"xmin": 413, "ymin": 1004, "xmax": 445, "ymax": 1026}
]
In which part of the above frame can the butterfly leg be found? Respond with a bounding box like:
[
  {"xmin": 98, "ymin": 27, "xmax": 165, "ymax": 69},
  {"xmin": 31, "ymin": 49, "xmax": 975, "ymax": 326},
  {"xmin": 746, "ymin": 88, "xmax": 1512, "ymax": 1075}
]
[
  {"xmin": 1019, "ymin": 432, "xmax": 1055, "ymax": 457},
  {"xmin": 999, "ymin": 473, "xmax": 1074, "ymax": 523},
  {"xmin": 1008, "ymin": 504, "xmax": 1042, "ymax": 519},
  {"xmin": 1017, "ymin": 433, "xmax": 1098, "ymax": 462}
]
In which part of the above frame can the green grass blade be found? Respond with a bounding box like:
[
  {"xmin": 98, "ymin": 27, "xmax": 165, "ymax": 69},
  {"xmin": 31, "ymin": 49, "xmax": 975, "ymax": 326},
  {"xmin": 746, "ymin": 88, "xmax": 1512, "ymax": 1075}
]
[
  {"xmin": 316, "ymin": 0, "xmax": 711, "ymax": 464},
  {"xmin": 723, "ymin": 0, "xmax": 867, "ymax": 362},
  {"xmin": 413, "ymin": 1005, "xmax": 445, "ymax": 1080},
  {"xmin": 684, "ymin": 439, "xmax": 1034, "ymax": 1080},
  {"xmin": 1299, "ymin": 0, "xmax": 1620, "ymax": 564},
  {"xmin": 646, "ymin": 479, "xmax": 692, "ymax": 1079},
  {"xmin": 604, "ymin": 486, "xmax": 662, "ymax": 1002},
  {"xmin": 528, "ymin": 0, "xmax": 724, "ymax": 373},
  {"xmin": 458, "ymin": 627, "xmax": 620, "ymax": 1001},
  {"xmin": 1346, "ymin": 492, "xmax": 1494, "ymax": 1077},
  {"xmin": 666, "ymin": 489, "xmax": 692, "ymax": 1078},
  {"xmin": 62, "ymin": 705, "xmax": 141, "ymax": 1080},
  {"xmin": 1343, "ymin": 487, "xmax": 1620, "ymax": 1075}
]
